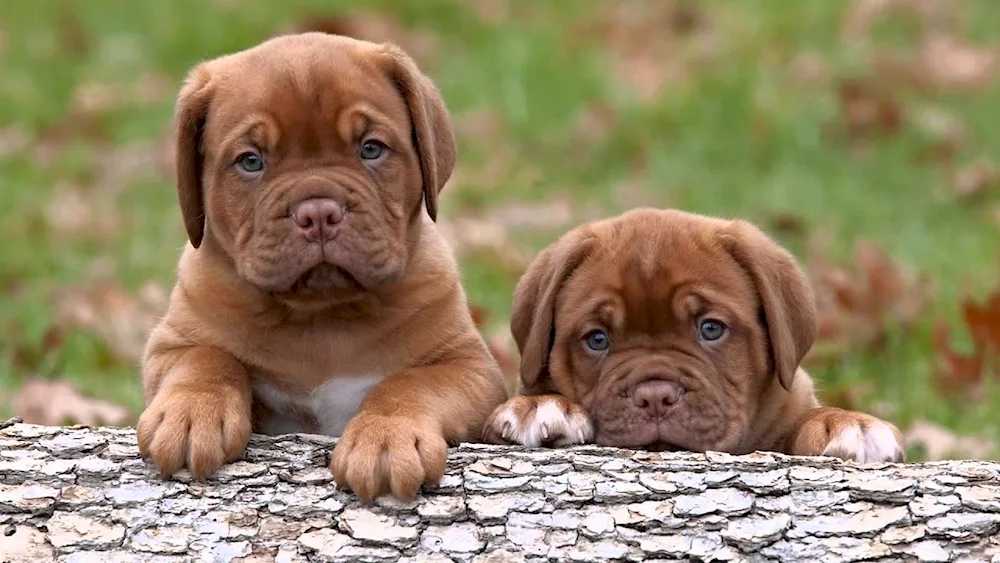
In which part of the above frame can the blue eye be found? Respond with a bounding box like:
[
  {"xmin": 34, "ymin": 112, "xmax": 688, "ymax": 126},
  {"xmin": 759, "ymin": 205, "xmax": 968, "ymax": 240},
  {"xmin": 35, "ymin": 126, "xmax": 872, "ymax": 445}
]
[
  {"xmin": 236, "ymin": 152, "xmax": 264, "ymax": 174},
  {"xmin": 584, "ymin": 330, "xmax": 610, "ymax": 352},
  {"xmin": 698, "ymin": 319, "xmax": 726, "ymax": 342},
  {"xmin": 360, "ymin": 140, "xmax": 386, "ymax": 160}
]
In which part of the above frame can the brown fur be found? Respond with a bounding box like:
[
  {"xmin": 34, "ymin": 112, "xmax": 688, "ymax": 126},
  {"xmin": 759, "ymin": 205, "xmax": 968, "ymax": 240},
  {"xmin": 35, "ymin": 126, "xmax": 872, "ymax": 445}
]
[
  {"xmin": 137, "ymin": 32, "xmax": 507, "ymax": 501},
  {"xmin": 483, "ymin": 208, "xmax": 905, "ymax": 462}
]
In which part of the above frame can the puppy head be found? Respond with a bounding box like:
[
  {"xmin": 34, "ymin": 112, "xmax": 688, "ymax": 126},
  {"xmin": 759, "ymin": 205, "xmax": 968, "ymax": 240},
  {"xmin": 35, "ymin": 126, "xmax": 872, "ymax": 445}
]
[
  {"xmin": 174, "ymin": 32, "xmax": 455, "ymax": 308},
  {"xmin": 512, "ymin": 208, "xmax": 817, "ymax": 452}
]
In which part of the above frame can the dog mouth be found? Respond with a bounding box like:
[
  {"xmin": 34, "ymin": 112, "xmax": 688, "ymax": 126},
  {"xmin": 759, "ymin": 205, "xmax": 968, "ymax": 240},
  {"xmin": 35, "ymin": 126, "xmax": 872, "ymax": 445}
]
[{"xmin": 283, "ymin": 264, "xmax": 362, "ymax": 296}]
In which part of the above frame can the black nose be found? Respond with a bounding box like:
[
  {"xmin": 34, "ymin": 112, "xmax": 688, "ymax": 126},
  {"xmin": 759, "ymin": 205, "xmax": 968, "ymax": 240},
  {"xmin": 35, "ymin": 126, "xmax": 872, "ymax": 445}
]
[
  {"xmin": 632, "ymin": 380, "xmax": 685, "ymax": 417},
  {"xmin": 291, "ymin": 198, "xmax": 344, "ymax": 242}
]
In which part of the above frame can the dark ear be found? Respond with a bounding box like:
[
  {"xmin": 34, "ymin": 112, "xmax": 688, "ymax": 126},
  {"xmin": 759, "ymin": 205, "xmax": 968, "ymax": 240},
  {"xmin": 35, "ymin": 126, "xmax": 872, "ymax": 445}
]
[
  {"xmin": 510, "ymin": 229, "xmax": 597, "ymax": 392},
  {"xmin": 719, "ymin": 221, "xmax": 817, "ymax": 391},
  {"xmin": 174, "ymin": 64, "xmax": 214, "ymax": 248},
  {"xmin": 379, "ymin": 44, "xmax": 456, "ymax": 222}
]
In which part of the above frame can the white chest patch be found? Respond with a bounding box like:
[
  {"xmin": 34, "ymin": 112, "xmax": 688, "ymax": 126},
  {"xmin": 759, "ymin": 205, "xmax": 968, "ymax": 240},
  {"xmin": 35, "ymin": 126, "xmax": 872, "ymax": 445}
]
[{"xmin": 252, "ymin": 375, "xmax": 384, "ymax": 437}]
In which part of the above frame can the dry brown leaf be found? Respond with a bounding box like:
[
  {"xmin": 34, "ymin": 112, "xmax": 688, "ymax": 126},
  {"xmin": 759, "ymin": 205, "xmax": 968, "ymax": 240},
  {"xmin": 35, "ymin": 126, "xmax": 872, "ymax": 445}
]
[
  {"xmin": 437, "ymin": 217, "xmax": 530, "ymax": 279},
  {"xmin": 579, "ymin": 0, "xmax": 717, "ymax": 102},
  {"xmin": 910, "ymin": 105, "xmax": 969, "ymax": 166},
  {"xmin": 0, "ymin": 126, "xmax": 29, "ymax": 158},
  {"xmin": 917, "ymin": 32, "xmax": 1000, "ymax": 93},
  {"xmin": 834, "ymin": 78, "xmax": 905, "ymax": 149},
  {"xmin": 788, "ymin": 51, "xmax": 829, "ymax": 86},
  {"xmin": 44, "ymin": 182, "xmax": 120, "ymax": 238},
  {"xmin": 905, "ymin": 419, "xmax": 997, "ymax": 460},
  {"xmin": 467, "ymin": 0, "xmax": 511, "ymax": 24},
  {"xmin": 14, "ymin": 378, "xmax": 131, "ymax": 427},
  {"xmin": 572, "ymin": 103, "xmax": 621, "ymax": 149},
  {"xmin": 841, "ymin": 0, "xmax": 955, "ymax": 44},
  {"xmin": 950, "ymin": 159, "xmax": 998, "ymax": 200},
  {"xmin": 806, "ymin": 237, "xmax": 934, "ymax": 364},
  {"xmin": 932, "ymin": 284, "xmax": 1000, "ymax": 396},
  {"xmin": 487, "ymin": 198, "xmax": 574, "ymax": 231},
  {"xmin": 70, "ymin": 73, "xmax": 172, "ymax": 116},
  {"xmin": 50, "ymin": 280, "xmax": 168, "ymax": 364},
  {"xmin": 288, "ymin": 12, "xmax": 438, "ymax": 69}
]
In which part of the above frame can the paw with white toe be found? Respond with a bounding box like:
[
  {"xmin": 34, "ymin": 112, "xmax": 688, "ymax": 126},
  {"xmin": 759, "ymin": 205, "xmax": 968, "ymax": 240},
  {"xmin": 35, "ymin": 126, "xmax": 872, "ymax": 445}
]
[
  {"xmin": 792, "ymin": 408, "xmax": 906, "ymax": 464},
  {"xmin": 483, "ymin": 394, "xmax": 594, "ymax": 447}
]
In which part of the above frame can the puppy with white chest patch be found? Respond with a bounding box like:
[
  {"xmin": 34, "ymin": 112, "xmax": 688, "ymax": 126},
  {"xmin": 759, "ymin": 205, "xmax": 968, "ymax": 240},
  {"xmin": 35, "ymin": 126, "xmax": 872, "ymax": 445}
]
[
  {"xmin": 484, "ymin": 208, "xmax": 906, "ymax": 464},
  {"xmin": 137, "ymin": 32, "xmax": 508, "ymax": 501}
]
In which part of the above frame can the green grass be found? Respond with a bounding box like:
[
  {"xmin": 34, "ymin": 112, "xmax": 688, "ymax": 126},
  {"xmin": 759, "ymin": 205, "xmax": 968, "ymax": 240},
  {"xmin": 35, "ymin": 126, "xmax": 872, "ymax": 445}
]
[{"xmin": 2, "ymin": 0, "xmax": 1000, "ymax": 458}]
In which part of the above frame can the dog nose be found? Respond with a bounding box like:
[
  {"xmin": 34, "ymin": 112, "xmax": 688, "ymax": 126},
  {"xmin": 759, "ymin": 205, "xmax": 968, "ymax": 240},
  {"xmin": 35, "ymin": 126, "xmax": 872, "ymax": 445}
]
[
  {"xmin": 292, "ymin": 198, "xmax": 344, "ymax": 241},
  {"xmin": 632, "ymin": 380, "xmax": 684, "ymax": 417}
]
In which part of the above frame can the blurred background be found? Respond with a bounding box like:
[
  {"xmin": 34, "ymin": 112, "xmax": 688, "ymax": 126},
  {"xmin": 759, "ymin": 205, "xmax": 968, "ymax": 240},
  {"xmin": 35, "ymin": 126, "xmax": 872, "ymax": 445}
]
[{"xmin": 1, "ymin": 0, "xmax": 999, "ymax": 461}]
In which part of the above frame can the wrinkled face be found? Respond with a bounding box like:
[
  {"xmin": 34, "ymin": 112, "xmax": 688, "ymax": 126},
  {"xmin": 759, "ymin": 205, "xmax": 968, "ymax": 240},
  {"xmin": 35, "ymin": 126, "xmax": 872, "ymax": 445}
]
[
  {"xmin": 513, "ymin": 209, "xmax": 815, "ymax": 453},
  {"xmin": 175, "ymin": 33, "xmax": 454, "ymax": 309}
]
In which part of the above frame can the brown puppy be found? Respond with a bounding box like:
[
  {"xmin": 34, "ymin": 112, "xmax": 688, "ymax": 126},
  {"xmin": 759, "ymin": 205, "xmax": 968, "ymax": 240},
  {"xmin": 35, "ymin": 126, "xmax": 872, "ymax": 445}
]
[
  {"xmin": 136, "ymin": 32, "xmax": 507, "ymax": 501},
  {"xmin": 483, "ymin": 208, "xmax": 905, "ymax": 463}
]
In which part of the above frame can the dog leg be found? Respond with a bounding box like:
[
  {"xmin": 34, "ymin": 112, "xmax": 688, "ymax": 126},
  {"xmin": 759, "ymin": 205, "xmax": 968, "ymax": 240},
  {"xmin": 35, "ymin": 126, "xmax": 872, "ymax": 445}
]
[
  {"xmin": 137, "ymin": 346, "xmax": 252, "ymax": 479},
  {"xmin": 787, "ymin": 406, "xmax": 906, "ymax": 463},
  {"xmin": 330, "ymin": 361, "xmax": 507, "ymax": 501},
  {"xmin": 482, "ymin": 394, "xmax": 594, "ymax": 447}
]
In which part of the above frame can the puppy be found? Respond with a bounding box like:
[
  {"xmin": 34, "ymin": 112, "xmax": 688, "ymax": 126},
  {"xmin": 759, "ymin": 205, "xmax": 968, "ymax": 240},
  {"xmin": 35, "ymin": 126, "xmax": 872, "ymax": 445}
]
[
  {"xmin": 136, "ymin": 32, "xmax": 508, "ymax": 501},
  {"xmin": 483, "ymin": 208, "xmax": 905, "ymax": 463}
]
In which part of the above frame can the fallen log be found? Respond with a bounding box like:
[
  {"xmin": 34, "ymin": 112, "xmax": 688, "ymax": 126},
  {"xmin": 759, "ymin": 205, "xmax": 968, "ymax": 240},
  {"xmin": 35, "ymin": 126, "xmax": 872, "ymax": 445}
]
[{"xmin": 2, "ymin": 418, "xmax": 1000, "ymax": 562}]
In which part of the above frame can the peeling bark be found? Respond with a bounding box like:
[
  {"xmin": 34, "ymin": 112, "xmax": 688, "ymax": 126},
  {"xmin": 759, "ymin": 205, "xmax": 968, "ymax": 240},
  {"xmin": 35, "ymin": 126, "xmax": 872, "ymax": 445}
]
[{"xmin": 2, "ymin": 419, "xmax": 1000, "ymax": 562}]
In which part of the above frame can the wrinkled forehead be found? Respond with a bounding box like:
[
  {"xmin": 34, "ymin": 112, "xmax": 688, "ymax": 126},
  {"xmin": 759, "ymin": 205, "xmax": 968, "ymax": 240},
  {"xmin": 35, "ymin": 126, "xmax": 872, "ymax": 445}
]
[
  {"xmin": 562, "ymin": 218, "xmax": 760, "ymax": 331},
  {"xmin": 204, "ymin": 35, "xmax": 410, "ymax": 141}
]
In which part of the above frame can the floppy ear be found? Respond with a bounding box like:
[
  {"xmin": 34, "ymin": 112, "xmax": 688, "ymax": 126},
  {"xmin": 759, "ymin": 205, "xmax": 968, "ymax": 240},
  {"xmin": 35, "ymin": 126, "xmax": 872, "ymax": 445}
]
[
  {"xmin": 511, "ymin": 229, "xmax": 597, "ymax": 393},
  {"xmin": 380, "ymin": 45, "xmax": 456, "ymax": 222},
  {"xmin": 719, "ymin": 221, "xmax": 817, "ymax": 391},
  {"xmin": 174, "ymin": 64, "xmax": 214, "ymax": 248}
]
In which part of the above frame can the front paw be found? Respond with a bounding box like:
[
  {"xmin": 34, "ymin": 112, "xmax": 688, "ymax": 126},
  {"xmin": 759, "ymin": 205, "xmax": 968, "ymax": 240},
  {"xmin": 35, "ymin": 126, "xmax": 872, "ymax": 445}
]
[
  {"xmin": 483, "ymin": 394, "xmax": 594, "ymax": 447},
  {"xmin": 136, "ymin": 386, "xmax": 251, "ymax": 479},
  {"xmin": 791, "ymin": 408, "xmax": 905, "ymax": 464},
  {"xmin": 330, "ymin": 413, "xmax": 447, "ymax": 502}
]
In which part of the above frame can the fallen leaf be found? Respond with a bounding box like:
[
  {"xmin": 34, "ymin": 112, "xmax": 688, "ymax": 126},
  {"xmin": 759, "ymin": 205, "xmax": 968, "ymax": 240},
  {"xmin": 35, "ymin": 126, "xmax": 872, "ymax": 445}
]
[
  {"xmin": 910, "ymin": 105, "xmax": 969, "ymax": 166},
  {"xmin": 0, "ymin": 126, "xmax": 29, "ymax": 159},
  {"xmin": 50, "ymin": 280, "xmax": 168, "ymax": 364},
  {"xmin": 70, "ymin": 72, "xmax": 172, "ymax": 116},
  {"xmin": 916, "ymin": 32, "xmax": 1000, "ymax": 93},
  {"xmin": 766, "ymin": 213, "xmax": 807, "ymax": 237},
  {"xmin": 806, "ymin": 237, "xmax": 934, "ymax": 365},
  {"xmin": 950, "ymin": 159, "xmax": 998, "ymax": 200},
  {"xmin": 932, "ymin": 322, "xmax": 986, "ymax": 394},
  {"xmin": 933, "ymin": 285, "xmax": 1000, "ymax": 396},
  {"xmin": 467, "ymin": 0, "xmax": 511, "ymax": 24},
  {"xmin": 578, "ymin": 0, "xmax": 718, "ymax": 102},
  {"xmin": 841, "ymin": 0, "xmax": 956, "ymax": 45},
  {"xmin": 788, "ymin": 50, "xmax": 829, "ymax": 86},
  {"xmin": 487, "ymin": 198, "xmax": 575, "ymax": 231},
  {"xmin": 56, "ymin": 10, "xmax": 89, "ymax": 57},
  {"xmin": 437, "ymin": 217, "xmax": 530, "ymax": 279},
  {"xmin": 833, "ymin": 78, "xmax": 905, "ymax": 150},
  {"xmin": 14, "ymin": 378, "xmax": 131, "ymax": 427},
  {"xmin": 904, "ymin": 419, "xmax": 997, "ymax": 460},
  {"xmin": 572, "ymin": 103, "xmax": 620, "ymax": 149}
]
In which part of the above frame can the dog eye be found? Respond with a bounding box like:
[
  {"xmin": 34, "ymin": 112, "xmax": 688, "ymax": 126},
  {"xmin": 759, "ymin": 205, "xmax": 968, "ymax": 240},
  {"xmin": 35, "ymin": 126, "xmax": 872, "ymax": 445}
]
[
  {"xmin": 360, "ymin": 140, "xmax": 386, "ymax": 160},
  {"xmin": 236, "ymin": 152, "xmax": 265, "ymax": 174},
  {"xmin": 583, "ymin": 330, "xmax": 610, "ymax": 352},
  {"xmin": 698, "ymin": 319, "xmax": 727, "ymax": 342}
]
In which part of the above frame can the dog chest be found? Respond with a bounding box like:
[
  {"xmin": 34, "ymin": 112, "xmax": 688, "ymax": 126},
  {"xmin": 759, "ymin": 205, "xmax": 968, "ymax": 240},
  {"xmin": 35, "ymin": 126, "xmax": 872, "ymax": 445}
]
[{"xmin": 251, "ymin": 374, "xmax": 384, "ymax": 437}]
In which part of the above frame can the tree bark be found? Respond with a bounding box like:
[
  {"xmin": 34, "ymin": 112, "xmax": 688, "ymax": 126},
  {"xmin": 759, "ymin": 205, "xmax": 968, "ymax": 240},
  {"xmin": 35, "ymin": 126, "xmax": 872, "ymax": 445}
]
[{"xmin": 2, "ymin": 419, "xmax": 1000, "ymax": 563}]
